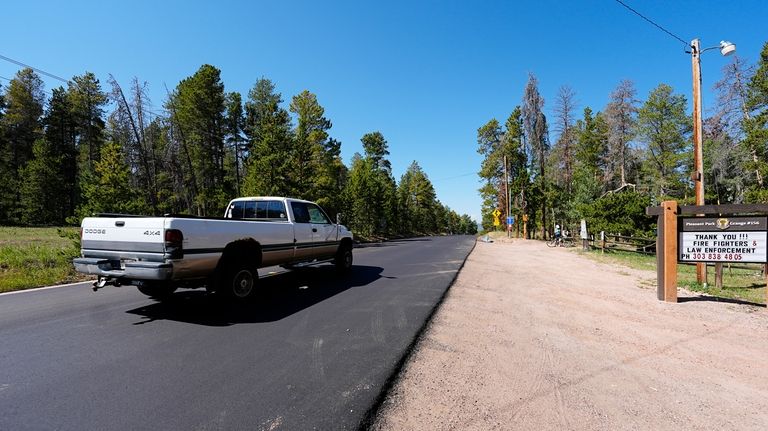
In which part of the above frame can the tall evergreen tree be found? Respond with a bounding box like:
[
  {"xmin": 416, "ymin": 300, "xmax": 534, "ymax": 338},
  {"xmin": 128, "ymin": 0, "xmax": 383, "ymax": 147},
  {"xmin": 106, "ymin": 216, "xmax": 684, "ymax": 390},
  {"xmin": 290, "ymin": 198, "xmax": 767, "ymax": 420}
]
[
  {"xmin": 167, "ymin": 64, "xmax": 230, "ymax": 215},
  {"xmin": 69, "ymin": 72, "xmax": 107, "ymax": 175},
  {"xmin": 344, "ymin": 153, "xmax": 378, "ymax": 237},
  {"xmin": 224, "ymin": 91, "xmax": 245, "ymax": 196},
  {"xmin": 289, "ymin": 90, "xmax": 331, "ymax": 199},
  {"xmin": 0, "ymin": 68, "xmax": 45, "ymax": 223},
  {"xmin": 572, "ymin": 107, "xmax": 609, "ymax": 218},
  {"xmin": 398, "ymin": 161, "xmax": 438, "ymax": 234},
  {"xmin": 522, "ymin": 73, "xmax": 549, "ymax": 238},
  {"xmin": 243, "ymin": 78, "xmax": 293, "ymax": 197},
  {"xmin": 18, "ymin": 87, "xmax": 80, "ymax": 224},
  {"xmin": 637, "ymin": 84, "xmax": 691, "ymax": 201}
]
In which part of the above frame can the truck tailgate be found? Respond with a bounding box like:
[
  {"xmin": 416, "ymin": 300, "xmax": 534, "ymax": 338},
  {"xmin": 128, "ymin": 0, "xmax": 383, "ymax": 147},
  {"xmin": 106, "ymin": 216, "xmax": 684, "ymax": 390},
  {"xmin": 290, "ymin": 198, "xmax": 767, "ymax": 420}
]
[{"xmin": 81, "ymin": 217, "xmax": 167, "ymax": 258}]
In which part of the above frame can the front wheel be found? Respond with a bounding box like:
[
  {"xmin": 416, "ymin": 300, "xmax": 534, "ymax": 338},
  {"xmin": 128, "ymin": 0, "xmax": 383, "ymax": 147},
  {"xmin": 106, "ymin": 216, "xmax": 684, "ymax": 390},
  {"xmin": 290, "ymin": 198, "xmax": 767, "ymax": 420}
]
[
  {"xmin": 546, "ymin": 238, "xmax": 558, "ymax": 247},
  {"xmin": 220, "ymin": 259, "xmax": 259, "ymax": 300},
  {"xmin": 335, "ymin": 245, "xmax": 353, "ymax": 273}
]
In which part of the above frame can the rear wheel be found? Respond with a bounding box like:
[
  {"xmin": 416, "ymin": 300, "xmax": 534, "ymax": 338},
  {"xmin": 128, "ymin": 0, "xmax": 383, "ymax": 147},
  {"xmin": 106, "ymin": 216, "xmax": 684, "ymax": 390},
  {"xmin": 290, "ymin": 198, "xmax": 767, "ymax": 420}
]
[
  {"xmin": 220, "ymin": 259, "xmax": 259, "ymax": 300},
  {"xmin": 335, "ymin": 245, "xmax": 353, "ymax": 272},
  {"xmin": 546, "ymin": 238, "xmax": 558, "ymax": 247},
  {"xmin": 136, "ymin": 283, "xmax": 177, "ymax": 300}
]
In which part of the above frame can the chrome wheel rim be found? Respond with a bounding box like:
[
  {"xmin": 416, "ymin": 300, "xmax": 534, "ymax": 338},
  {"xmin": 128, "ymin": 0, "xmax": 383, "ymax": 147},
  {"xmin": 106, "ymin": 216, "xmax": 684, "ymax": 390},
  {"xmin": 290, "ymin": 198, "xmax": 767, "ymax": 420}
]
[{"xmin": 232, "ymin": 269, "xmax": 254, "ymax": 298}]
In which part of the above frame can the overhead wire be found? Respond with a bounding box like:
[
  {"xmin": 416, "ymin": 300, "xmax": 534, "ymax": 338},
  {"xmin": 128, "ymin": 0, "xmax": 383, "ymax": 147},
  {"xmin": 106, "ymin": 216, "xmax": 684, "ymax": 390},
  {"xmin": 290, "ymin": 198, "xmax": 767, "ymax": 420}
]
[{"xmin": 613, "ymin": 0, "xmax": 690, "ymax": 49}]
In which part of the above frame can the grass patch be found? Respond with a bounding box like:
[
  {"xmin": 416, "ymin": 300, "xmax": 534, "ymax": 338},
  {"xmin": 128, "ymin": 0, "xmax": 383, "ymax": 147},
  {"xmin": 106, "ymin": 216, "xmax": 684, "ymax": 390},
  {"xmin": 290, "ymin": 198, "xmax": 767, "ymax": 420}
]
[
  {"xmin": 0, "ymin": 227, "xmax": 85, "ymax": 293},
  {"xmin": 581, "ymin": 248, "xmax": 766, "ymax": 305}
]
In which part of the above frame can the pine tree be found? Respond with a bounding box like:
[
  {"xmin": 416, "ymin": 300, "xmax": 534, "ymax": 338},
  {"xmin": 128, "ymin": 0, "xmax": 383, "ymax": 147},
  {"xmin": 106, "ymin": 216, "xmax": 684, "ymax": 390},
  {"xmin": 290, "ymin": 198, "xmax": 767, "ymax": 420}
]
[
  {"xmin": 167, "ymin": 64, "xmax": 230, "ymax": 215},
  {"xmin": 572, "ymin": 107, "xmax": 609, "ymax": 218},
  {"xmin": 0, "ymin": 68, "xmax": 45, "ymax": 223},
  {"xmin": 243, "ymin": 78, "xmax": 293, "ymax": 198},
  {"xmin": 398, "ymin": 161, "xmax": 438, "ymax": 234},
  {"xmin": 522, "ymin": 73, "xmax": 549, "ymax": 238},
  {"xmin": 79, "ymin": 142, "xmax": 144, "ymax": 216},
  {"xmin": 18, "ymin": 138, "xmax": 62, "ymax": 224},
  {"xmin": 288, "ymin": 90, "xmax": 333, "ymax": 202},
  {"xmin": 224, "ymin": 92, "xmax": 245, "ymax": 196},
  {"xmin": 19, "ymin": 88, "xmax": 79, "ymax": 225},
  {"xmin": 637, "ymin": 84, "xmax": 692, "ymax": 201}
]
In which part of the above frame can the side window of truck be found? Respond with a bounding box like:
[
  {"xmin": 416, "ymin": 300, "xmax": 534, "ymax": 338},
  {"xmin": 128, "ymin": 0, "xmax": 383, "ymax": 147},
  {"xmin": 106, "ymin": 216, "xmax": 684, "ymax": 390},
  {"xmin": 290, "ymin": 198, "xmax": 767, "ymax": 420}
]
[
  {"xmin": 243, "ymin": 201, "xmax": 257, "ymax": 219},
  {"xmin": 229, "ymin": 201, "xmax": 245, "ymax": 219},
  {"xmin": 255, "ymin": 201, "xmax": 268, "ymax": 218},
  {"xmin": 267, "ymin": 201, "xmax": 287, "ymax": 220},
  {"xmin": 290, "ymin": 202, "xmax": 311, "ymax": 223},
  {"xmin": 307, "ymin": 204, "xmax": 331, "ymax": 224}
]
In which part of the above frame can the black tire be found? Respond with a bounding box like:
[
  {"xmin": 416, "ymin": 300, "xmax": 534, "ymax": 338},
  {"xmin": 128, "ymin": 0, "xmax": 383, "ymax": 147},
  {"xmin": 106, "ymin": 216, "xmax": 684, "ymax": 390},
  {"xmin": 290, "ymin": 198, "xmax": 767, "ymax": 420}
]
[
  {"xmin": 219, "ymin": 259, "xmax": 259, "ymax": 300},
  {"xmin": 546, "ymin": 238, "xmax": 558, "ymax": 247},
  {"xmin": 335, "ymin": 245, "xmax": 353, "ymax": 272},
  {"xmin": 136, "ymin": 283, "xmax": 177, "ymax": 300}
]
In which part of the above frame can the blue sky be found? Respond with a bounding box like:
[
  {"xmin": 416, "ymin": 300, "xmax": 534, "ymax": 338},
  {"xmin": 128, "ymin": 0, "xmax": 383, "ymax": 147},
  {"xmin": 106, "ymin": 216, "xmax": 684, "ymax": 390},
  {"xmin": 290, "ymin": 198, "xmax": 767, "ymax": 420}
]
[{"xmin": 2, "ymin": 0, "xmax": 766, "ymax": 222}]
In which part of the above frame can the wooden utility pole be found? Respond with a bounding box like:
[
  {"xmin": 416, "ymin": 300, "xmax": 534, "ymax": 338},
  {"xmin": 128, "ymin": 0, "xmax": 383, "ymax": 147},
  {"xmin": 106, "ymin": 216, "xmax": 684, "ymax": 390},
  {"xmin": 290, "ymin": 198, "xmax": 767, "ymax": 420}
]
[
  {"xmin": 504, "ymin": 155, "xmax": 510, "ymax": 238},
  {"xmin": 691, "ymin": 38, "xmax": 707, "ymax": 285}
]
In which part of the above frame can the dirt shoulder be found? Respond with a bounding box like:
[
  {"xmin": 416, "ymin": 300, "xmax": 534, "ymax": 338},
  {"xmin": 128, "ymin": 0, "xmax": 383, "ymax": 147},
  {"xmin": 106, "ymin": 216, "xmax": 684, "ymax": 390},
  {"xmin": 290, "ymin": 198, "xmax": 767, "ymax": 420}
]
[{"xmin": 373, "ymin": 239, "xmax": 768, "ymax": 430}]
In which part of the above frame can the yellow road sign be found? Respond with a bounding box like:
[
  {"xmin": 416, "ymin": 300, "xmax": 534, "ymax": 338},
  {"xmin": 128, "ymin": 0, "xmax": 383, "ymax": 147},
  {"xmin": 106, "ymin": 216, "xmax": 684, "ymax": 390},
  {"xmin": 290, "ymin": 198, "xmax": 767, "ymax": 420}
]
[{"xmin": 492, "ymin": 209, "xmax": 501, "ymax": 218}]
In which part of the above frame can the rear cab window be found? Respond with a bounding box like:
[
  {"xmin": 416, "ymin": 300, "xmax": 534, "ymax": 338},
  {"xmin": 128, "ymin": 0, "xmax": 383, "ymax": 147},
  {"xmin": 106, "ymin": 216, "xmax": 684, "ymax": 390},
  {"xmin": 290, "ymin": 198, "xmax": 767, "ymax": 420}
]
[{"xmin": 228, "ymin": 200, "xmax": 287, "ymax": 221}]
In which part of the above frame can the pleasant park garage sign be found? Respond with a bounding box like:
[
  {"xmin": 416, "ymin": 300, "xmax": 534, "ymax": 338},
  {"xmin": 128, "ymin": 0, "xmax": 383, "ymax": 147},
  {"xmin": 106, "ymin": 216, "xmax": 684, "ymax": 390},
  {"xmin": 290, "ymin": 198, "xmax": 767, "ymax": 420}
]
[{"xmin": 678, "ymin": 216, "xmax": 768, "ymax": 263}]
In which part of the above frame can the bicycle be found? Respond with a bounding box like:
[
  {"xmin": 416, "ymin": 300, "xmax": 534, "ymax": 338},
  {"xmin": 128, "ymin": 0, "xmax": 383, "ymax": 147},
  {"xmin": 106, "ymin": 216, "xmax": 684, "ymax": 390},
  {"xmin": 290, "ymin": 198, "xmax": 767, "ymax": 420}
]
[{"xmin": 547, "ymin": 235, "xmax": 574, "ymax": 247}]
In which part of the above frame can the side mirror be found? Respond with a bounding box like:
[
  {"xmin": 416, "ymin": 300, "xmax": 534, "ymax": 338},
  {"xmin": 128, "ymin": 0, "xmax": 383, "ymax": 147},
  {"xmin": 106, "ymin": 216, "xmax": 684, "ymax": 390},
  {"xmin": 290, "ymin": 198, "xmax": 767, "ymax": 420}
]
[{"xmin": 336, "ymin": 213, "xmax": 342, "ymax": 224}]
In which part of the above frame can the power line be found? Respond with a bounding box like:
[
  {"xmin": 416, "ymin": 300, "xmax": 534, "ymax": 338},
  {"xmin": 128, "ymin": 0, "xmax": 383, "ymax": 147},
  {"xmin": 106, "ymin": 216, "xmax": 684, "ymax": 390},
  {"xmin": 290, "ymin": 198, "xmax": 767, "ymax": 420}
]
[
  {"xmin": 0, "ymin": 53, "xmax": 69, "ymax": 83},
  {"xmin": 613, "ymin": 0, "xmax": 690, "ymax": 48}
]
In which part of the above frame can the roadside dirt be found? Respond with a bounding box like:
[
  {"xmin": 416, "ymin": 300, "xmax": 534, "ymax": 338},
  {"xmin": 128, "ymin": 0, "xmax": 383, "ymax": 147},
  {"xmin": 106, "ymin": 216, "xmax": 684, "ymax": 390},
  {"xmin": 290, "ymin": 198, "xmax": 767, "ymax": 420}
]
[{"xmin": 373, "ymin": 239, "xmax": 768, "ymax": 430}]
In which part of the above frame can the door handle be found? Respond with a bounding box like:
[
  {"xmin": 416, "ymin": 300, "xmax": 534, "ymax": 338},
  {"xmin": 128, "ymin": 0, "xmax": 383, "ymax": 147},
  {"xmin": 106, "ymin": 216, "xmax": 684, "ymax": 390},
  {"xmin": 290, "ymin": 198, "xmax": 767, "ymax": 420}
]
[{"xmin": 312, "ymin": 228, "xmax": 317, "ymax": 233}]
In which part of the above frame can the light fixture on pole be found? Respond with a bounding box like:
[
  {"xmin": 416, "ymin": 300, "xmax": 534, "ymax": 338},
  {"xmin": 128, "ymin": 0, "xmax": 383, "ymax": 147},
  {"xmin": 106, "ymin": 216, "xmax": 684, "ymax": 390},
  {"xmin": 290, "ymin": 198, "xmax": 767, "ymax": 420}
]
[{"xmin": 690, "ymin": 38, "xmax": 735, "ymax": 283}]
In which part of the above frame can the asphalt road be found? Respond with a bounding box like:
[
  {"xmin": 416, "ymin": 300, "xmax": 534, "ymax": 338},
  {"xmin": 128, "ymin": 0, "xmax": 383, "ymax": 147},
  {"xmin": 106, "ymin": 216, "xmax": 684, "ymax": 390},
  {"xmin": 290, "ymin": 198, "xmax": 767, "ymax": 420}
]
[{"xmin": 0, "ymin": 235, "xmax": 475, "ymax": 431}]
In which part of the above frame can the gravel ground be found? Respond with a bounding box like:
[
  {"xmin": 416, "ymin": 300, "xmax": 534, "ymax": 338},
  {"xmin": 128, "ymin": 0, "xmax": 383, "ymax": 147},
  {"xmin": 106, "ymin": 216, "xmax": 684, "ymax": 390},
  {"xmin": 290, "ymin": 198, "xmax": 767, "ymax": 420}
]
[{"xmin": 372, "ymin": 239, "xmax": 768, "ymax": 430}]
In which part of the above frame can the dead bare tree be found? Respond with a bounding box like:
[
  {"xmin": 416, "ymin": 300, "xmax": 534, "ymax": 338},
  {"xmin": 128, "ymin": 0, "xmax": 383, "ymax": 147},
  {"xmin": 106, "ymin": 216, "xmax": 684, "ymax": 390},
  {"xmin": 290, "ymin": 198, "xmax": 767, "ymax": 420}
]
[
  {"xmin": 553, "ymin": 85, "xmax": 578, "ymax": 194},
  {"xmin": 714, "ymin": 55, "xmax": 761, "ymax": 188},
  {"xmin": 605, "ymin": 80, "xmax": 638, "ymax": 191}
]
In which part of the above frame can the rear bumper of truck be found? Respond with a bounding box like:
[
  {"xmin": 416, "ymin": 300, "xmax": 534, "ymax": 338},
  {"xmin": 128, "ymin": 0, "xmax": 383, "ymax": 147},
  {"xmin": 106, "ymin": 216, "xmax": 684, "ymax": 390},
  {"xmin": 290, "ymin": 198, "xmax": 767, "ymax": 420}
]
[{"xmin": 73, "ymin": 258, "xmax": 173, "ymax": 281}]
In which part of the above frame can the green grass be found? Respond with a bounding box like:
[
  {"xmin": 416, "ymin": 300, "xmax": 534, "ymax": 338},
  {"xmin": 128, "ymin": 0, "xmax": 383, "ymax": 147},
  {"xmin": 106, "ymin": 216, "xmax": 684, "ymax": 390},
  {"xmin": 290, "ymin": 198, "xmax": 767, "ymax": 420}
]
[
  {"xmin": 0, "ymin": 227, "xmax": 86, "ymax": 293},
  {"xmin": 582, "ymin": 248, "xmax": 766, "ymax": 305}
]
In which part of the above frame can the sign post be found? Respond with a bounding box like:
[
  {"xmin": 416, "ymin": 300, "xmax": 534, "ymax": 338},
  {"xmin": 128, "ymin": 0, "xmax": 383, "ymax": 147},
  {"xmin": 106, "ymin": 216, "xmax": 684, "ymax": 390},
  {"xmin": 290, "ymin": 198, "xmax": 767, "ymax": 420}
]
[{"xmin": 648, "ymin": 202, "xmax": 768, "ymax": 306}]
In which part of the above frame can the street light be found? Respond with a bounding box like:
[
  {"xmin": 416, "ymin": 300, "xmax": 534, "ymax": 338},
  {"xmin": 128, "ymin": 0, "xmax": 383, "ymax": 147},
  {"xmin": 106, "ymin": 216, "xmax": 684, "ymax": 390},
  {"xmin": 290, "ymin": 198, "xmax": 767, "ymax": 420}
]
[{"xmin": 690, "ymin": 38, "xmax": 735, "ymax": 283}]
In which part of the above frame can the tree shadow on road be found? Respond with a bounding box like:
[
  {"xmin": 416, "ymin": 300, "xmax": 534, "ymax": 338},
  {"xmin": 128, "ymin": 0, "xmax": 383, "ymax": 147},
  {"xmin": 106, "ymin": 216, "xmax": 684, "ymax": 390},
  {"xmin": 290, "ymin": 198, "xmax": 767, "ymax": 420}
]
[{"xmin": 125, "ymin": 265, "xmax": 384, "ymax": 326}]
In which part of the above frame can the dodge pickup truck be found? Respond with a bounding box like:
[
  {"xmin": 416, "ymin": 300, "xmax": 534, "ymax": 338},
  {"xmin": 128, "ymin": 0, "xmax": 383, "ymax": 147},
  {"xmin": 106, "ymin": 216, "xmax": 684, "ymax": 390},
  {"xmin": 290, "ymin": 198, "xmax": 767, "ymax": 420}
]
[{"xmin": 73, "ymin": 197, "xmax": 354, "ymax": 300}]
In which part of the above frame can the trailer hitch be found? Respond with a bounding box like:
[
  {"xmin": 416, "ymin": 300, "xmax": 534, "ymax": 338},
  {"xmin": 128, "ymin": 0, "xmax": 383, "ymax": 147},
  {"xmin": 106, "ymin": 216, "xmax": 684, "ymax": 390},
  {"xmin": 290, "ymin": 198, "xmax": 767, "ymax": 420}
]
[{"xmin": 93, "ymin": 277, "xmax": 122, "ymax": 291}]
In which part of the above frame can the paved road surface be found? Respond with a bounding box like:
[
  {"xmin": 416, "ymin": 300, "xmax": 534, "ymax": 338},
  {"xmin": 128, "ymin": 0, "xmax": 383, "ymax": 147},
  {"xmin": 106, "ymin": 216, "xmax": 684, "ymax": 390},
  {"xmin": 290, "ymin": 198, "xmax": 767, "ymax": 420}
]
[{"xmin": 0, "ymin": 236, "xmax": 474, "ymax": 431}]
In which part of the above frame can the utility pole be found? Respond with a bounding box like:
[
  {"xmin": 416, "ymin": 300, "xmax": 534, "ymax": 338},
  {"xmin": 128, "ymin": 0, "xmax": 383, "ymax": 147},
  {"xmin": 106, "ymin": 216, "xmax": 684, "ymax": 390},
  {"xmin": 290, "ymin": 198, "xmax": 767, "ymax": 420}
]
[
  {"xmin": 504, "ymin": 155, "xmax": 510, "ymax": 238},
  {"xmin": 691, "ymin": 38, "xmax": 706, "ymax": 284}
]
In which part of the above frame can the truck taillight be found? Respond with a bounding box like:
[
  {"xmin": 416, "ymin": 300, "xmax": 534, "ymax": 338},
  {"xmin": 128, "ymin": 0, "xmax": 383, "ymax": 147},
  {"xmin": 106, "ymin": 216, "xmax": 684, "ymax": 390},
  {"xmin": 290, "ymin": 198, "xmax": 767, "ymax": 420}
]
[{"xmin": 164, "ymin": 229, "xmax": 184, "ymax": 259}]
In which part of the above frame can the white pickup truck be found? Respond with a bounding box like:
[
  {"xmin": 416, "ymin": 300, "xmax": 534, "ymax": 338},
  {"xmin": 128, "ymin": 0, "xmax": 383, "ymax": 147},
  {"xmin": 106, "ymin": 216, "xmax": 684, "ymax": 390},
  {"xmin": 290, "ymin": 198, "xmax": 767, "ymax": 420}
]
[{"xmin": 73, "ymin": 197, "xmax": 354, "ymax": 300}]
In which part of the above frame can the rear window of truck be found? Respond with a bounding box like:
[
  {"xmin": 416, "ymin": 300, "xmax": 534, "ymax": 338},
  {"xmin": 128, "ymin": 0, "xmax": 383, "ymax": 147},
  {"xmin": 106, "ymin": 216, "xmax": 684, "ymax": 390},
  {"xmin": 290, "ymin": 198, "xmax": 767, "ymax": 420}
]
[{"xmin": 229, "ymin": 200, "xmax": 287, "ymax": 221}]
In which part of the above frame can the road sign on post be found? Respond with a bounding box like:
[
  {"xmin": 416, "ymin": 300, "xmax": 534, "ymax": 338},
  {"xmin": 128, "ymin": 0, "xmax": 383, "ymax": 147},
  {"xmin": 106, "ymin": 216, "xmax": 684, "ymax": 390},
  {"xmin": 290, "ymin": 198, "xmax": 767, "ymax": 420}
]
[{"xmin": 492, "ymin": 209, "xmax": 502, "ymax": 228}]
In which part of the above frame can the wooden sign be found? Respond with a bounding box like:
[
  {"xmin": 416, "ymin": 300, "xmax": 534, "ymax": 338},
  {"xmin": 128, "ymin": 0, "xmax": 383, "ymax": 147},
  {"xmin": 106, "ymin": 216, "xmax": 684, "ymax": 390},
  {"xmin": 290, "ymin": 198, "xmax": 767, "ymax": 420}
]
[{"xmin": 679, "ymin": 216, "xmax": 768, "ymax": 263}]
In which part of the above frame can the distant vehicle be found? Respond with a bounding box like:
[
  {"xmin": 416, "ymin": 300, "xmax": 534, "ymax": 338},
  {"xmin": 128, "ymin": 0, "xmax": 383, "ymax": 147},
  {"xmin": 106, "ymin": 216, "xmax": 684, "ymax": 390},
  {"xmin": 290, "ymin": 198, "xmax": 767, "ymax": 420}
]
[{"xmin": 74, "ymin": 197, "xmax": 354, "ymax": 300}]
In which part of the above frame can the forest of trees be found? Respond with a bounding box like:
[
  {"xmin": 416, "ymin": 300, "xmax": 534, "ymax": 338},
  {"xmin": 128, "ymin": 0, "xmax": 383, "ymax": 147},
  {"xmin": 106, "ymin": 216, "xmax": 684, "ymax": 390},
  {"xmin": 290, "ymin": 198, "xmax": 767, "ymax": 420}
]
[
  {"xmin": 478, "ymin": 41, "xmax": 768, "ymax": 238},
  {"xmin": 0, "ymin": 64, "xmax": 477, "ymax": 237}
]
